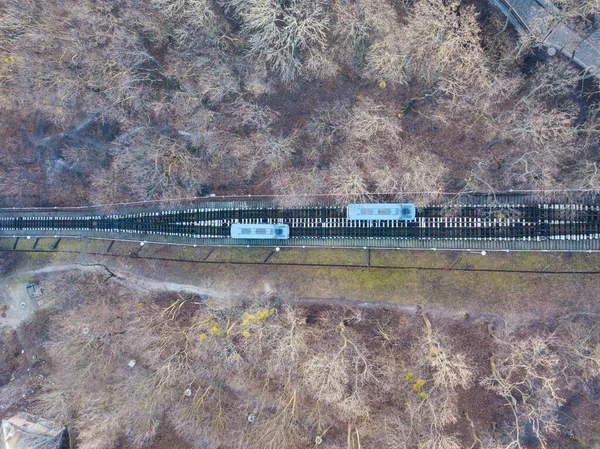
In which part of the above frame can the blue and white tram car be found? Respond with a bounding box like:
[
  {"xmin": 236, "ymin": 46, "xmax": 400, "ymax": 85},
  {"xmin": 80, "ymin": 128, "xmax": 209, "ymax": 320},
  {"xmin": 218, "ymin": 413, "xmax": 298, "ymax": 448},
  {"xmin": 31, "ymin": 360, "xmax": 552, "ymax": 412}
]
[
  {"xmin": 347, "ymin": 203, "xmax": 416, "ymax": 221},
  {"xmin": 230, "ymin": 223, "xmax": 290, "ymax": 240}
]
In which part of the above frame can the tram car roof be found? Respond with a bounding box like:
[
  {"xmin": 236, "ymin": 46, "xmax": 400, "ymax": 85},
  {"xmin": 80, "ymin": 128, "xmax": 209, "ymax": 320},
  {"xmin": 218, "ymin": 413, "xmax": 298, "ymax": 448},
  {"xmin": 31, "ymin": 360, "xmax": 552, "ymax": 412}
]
[
  {"xmin": 347, "ymin": 203, "xmax": 416, "ymax": 220},
  {"xmin": 230, "ymin": 223, "xmax": 290, "ymax": 239}
]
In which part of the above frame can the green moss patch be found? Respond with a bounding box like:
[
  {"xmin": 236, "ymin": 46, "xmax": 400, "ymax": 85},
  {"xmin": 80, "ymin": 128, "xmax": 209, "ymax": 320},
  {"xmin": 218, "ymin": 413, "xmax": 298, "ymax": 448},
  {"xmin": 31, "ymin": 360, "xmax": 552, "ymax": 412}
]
[
  {"xmin": 269, "ymin": 247, "xmax": 367, "ymax": 266},
  {"xmin": 14, "ymin": 237, "xmax": 36, "ymax": 251},
  {"xmin": 141, "ymin": 243, "xmax": 213, "ymax": 262},
  {"xmin": 448, "ymin": 251, "xmax": 600, "ymax": 272},
  {"xmin": 0, "ymin": 238, "xmax": 17, "ymax": 250},
  {"xmin": 207, "ymin": 247, "xmax": 275, "ymax": 263},
  {"xmin": 33, "ymin": 238, "xmax": 61, "ymax": 251},
  {"xmin": 83, "ymin": 239, "xmax": 114, "ymax": 255},
  {"xmin": 370, "ymin": 249, "xmax": 452, "ymax": 268},
  {"xmin": 107, "ymin": 240, "xmax": 145, "ymax": 256},
  {"xmin": 51, "ymin": 238, "xmax": 87, "ymax": 253}
]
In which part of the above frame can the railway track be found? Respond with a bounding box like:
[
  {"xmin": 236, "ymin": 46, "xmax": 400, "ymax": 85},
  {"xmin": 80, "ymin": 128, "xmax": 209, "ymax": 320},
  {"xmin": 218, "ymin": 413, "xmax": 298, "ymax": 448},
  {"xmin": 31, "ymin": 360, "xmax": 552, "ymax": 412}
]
[{"xmin": 2, "ymin": 199, "xmax": 600, "ymax": 251}]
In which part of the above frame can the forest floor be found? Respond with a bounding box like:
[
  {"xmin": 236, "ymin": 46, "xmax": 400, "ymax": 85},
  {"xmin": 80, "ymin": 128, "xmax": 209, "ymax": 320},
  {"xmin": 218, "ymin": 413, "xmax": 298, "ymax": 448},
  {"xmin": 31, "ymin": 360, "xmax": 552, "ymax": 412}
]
[
  {"xmin": 3, "ymin": 0, "xmax": 599, "ymax": 208},
  {"xmin": 1, "ymin": 243, "xmax": 600, "ymax": 447}
]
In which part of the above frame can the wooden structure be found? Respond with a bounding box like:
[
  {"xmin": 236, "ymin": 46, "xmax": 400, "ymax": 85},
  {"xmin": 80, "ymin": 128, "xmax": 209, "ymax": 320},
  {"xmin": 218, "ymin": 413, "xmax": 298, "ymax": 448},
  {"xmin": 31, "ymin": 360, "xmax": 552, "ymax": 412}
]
[{"xmin": 1, "ymin": 413, "xmax": 69, "ymax": 449}]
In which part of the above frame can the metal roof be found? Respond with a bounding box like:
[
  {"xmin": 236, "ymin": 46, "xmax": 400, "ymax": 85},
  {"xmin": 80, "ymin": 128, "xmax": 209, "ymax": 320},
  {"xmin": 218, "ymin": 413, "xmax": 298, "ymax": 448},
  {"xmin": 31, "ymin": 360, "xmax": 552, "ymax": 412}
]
[
  {"xmin": 348, "ymin": 203, "xmax": 416, "ymax": 220},
  {"xmin": 230, "ymin": 223, "xmax": 290, "ymax": 239}
]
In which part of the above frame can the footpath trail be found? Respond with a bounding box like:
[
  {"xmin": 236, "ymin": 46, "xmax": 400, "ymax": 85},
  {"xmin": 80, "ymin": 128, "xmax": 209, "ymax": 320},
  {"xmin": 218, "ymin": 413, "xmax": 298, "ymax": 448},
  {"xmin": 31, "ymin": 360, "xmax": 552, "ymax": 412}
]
[
  {"xmin": 3, "ymin": 263, "xmax": 228, "ymax": 298},
  {"xmin": 490, "ymin": 0, "xmax": 600, "ymax": 77}
]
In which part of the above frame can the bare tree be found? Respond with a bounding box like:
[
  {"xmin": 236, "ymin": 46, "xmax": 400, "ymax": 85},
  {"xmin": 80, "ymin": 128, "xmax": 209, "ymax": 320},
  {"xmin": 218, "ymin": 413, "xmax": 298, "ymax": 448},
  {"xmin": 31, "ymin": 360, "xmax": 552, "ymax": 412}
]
[
  {"xmin": 109, "ymin": 127, "xmax": 209, "ymax": 200},
  {"xmin": 271, "ymin": 168, "xmax": 328, "ymax": 207},
  {"xmin": 151, "ymin": 0, "xmax": 218, "ymax": 29},
  {"xmin": 327, "ymin": 154, "xmax": 370, "ymax": 199},
  {"xmin": 365, "ymin": 0, "xmax": 488, "ymax": 93},
  {"xmin": 481, "ymin": 330, "xmax": 565, "ymax": 449},
  {"xmin": 487, "ymin": 100, "xmax": 579, "ymax": 189},
  {"xmin": 345, "ymin": 96, "xmax": 401, "ymax": 146},
  {"xmin": 221, "ymin": 0, "xmax": 331, "ymax": 82}
]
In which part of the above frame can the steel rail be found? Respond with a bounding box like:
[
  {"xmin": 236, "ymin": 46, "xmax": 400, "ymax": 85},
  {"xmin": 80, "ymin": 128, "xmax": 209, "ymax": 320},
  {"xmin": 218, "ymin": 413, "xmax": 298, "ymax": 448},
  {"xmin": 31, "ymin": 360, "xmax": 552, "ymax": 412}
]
[{"xmin": 1, "ymin": 200, "xmax": 600, "ymax": 250}]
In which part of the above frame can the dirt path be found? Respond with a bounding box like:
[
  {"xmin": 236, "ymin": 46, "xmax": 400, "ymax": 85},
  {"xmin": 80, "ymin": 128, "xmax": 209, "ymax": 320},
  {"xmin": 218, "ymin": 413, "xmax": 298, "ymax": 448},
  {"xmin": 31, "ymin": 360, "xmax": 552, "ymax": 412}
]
[
  {"xmin": 1, "ymin": 263, "xmax": 229, "ymax": 330},
  {"xmin": 1, "ymin": 262, "xmax": 467, "ymax": 324},
  {"xmin": 4, "ymin": 263, "xmax": 228, "ymax": 298}
]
